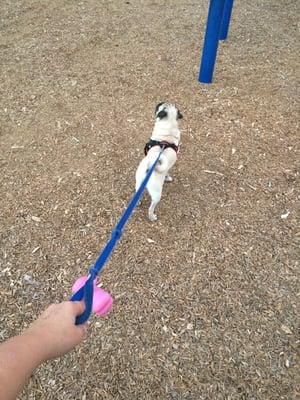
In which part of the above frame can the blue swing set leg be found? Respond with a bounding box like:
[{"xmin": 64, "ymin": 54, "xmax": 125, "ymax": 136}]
[
  {"xmin": 219, "ymin": 0, "xmax": 234, "ymax": 40},
  {"xmin": 198, "ymin": 0, "xmax": 234, "ymax": 83}
]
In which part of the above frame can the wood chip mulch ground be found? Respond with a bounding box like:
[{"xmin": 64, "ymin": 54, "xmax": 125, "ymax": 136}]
[{"xmin": 0, "ymin": 1, "xmax": 299, "ymax": 399}]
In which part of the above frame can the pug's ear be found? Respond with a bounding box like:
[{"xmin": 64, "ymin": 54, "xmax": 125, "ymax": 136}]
[
  {"xmin": 157, "ymin": 109, "xmax": 168, "ymax": 119},
  {"xmin": 177, "ymin": 110, "xmax": 183, "ymax": 120},
  {"xmin": 155, "ymin": 102, "xmax": 165, "ymax": 115}
]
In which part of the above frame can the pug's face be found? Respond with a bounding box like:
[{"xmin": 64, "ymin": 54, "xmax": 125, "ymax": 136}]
[{"xmin": 155, "ymin": 102, "xmax": 183, "ymax": 121}]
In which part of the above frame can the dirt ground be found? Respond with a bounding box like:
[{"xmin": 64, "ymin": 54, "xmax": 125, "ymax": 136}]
[{"xmin": 0, "ymin": 0, "xmax": 299, "ymax": 399}]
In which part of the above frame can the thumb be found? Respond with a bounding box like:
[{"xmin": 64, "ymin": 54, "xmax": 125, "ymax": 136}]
[{"xmin": 71, "ymin": 301, "xmax": 86, "ymax": 316}]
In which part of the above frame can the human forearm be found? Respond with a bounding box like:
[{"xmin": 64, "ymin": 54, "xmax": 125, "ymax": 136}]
[
  {"xmin": 0, "ymin": 301, "xmax": 86, "ymax": 399},
  {"xmin": 0, "ymin": 331, "xmax": 44, "ymax": 400}
]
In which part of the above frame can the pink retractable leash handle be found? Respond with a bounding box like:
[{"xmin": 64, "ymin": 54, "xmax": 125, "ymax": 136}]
[{"xmin": 72, "ymin": 276, "xmax": 113, "ymax": 316}]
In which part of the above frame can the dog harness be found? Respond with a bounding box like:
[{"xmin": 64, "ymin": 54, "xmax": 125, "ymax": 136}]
[{"xmin": 144, "ymin": 139, "xmax": 179, "ymax": 156}]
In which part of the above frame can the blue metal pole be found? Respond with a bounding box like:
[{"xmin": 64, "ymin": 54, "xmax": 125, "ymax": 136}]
[
  {"xmin": 219, "ymin": 0, "xmax": 234, "ymax": 40},
  {"xmin": 198, "ymin": 0, "xmax": 226, "ymax": 83}
]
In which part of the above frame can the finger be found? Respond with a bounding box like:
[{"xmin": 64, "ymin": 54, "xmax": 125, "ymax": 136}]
[
  {"xmin": 77, "ymin": 323, "xmax": 88, "ymax": 340},
  {"xmin": 71, "ymin": 300, "xmax": 86, "ymax": 316}
]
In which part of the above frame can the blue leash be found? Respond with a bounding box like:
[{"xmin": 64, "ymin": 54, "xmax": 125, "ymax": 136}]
[{"xmin": 71, "ymin": 149, "xmax": 163, "ymax": 324}]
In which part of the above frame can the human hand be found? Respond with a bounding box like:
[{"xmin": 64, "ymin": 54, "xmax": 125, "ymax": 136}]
[{"xmin": 23, "ymin": 301, "xmax": 87, "ymax": 362}]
